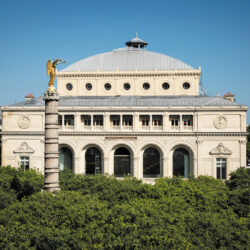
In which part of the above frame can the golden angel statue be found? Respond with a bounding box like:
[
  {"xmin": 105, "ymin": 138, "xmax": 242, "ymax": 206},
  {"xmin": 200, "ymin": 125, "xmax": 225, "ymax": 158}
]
[{"xmin": 46, "ymin": 59, "xmax": 66, "ymax": 88}]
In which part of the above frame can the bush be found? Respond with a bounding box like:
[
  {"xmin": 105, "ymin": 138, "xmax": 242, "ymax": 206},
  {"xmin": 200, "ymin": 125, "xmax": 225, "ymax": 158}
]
[
  {"xmin": 0, "ymin": 167, "xmax": 249, "ymax": 249},
  {"xmin": 0, "ymin": 187, "xmax": 17, "ymax": 210},
  {"xmin": 226, "ymin": 167, "xmax": 250, "ymax": 217},
  {"xmin": 0, "ymin": 191, "xmax": 108, "ymax": 249},
  {"xmin": 60, "ymin": 170, "xmax": 154, "ymax": 204},
  {"xmin": 0, "ymin": 166, "xmax": 43, "ymax": 201}
]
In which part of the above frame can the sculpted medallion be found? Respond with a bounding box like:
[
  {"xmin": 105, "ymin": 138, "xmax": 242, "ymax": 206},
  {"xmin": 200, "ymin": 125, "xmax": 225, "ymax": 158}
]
[
  {"xmin": 18, "ymin": 115, "xmax": 30, "ymax": 129},
  {"xmin": 213, "ymin": 115, "xmax": 228, "ymax": 129}
]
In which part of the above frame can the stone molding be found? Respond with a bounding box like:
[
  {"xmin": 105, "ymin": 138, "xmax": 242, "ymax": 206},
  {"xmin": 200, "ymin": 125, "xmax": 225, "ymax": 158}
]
[
  {"xmin": 18, "ymin": 115, "xmax": 31, "ymax": 129},
  {"xmin": 56, "ymin": 71, "xmax": 201, "ymax": 78},
  {"xmin": 209, "ymin": 143, "xmax": 232, "ymax": 155},
  {"xmin": 213, "ymin": 115, "xmax": 228, "ymax": 129},
  {"xmin": 13, "ymin": 142, "xmax": 35, "ymax": 154},
  {"xmin": 1, "ymin": 131, "xmax": 248, "ymax": 137}
]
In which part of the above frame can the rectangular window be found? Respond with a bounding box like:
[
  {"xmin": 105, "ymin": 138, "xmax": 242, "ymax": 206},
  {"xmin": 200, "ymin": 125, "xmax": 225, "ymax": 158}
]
[
  {"xmin": 64, "ymin": 115, "xmax": 74, "ymax": 129},
  {"xmin": 81, "ymin": 115, "xmax": 91, "ymax": 127},
  {"xmin": 152, "ymin": 115, "xmax": 162, "ymax": 127},
  {"xmin": 93, "ymin": 115, "xmax": 103, "ymax": 127},
  {"xmin": 58, "ymin": 115, "xmax": 62, "ymax": 126},
  {"xmin": 110, "ymin": 115, "xmax": 120, "ymax": 127},
  {"xmin": 20, "ymin": 156, "xmax": 29, "ymax": 170},
  {"xmin": 183, "ymin": 115, "xmax": 193, "ymax": 128},
  {"xmin": 216, "ymin": 158, "xmax": 226, "ymax": 179},
  {"xmin": 140, "ymin": 115, "xmax": 150, "ymax": 127},
  {"xmin": 170, "ymin": 115, "xmax": 180, "ymax": 128},
  {"xmin": 122, "ymin": 115, "xmax": 133, "ymax": 127}
]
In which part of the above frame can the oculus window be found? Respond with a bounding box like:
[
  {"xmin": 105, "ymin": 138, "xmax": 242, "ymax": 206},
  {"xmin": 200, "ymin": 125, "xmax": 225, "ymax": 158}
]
[
  {"xmin": 123, "ymin": 83, "xmax": 131, "ymax": 90},
  {"xmin": 85, "ymin": 83, "xmax": 92, "ymax": 91},
  {"xmin": 183, "ymin": 82, "xmax": 190, "ymax": 90},
  {"xmin": 66, "ymin": 83, "xmax": 73, "ymax": 91},
  {"xmin": 162, "ymin": 82, "xmax": 170, "ymax": 90},
  {"xmin": 105, "ymin": 83, "xmax": 111, "ymax": 90},
  {"xmin": 143, "ymin": 82, "xmax": 150, "ymax": 90}
]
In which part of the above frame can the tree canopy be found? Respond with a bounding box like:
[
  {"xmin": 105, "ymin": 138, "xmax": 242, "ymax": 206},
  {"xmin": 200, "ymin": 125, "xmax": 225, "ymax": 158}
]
[{"xmin": 0, "ymin": 166, "xmax": 249, "ymax": 249}]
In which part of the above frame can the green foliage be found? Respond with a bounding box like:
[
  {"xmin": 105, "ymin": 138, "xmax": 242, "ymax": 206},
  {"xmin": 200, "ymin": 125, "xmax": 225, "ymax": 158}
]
[
  {"xmin": 0, "ymin": 166, "xmax": 43, "ymax": 204},
  {"xmin": 247, "ymin": 125, "xmax": 250, "ymax": 156},
  {"xmin": 226, "ymin": 167, "xmax": 250, "ymax": 217},
  {"xmin": 59, "ymin": 169, "xmax": 154, "ymax": 204},
  {"xmin": 10, "ymin": 167, "xmax": 43, "ymax": 200},
  {"xmin": 0, "ymin": 167, "xmax": 249, "ymax": 249},
  {"xmin": 0, "ymin": 187, "xmax": 17, "ymax": 210},
  {"xmin": 226, "ymin": 167, "xmax": 250, "ymax": 190}
]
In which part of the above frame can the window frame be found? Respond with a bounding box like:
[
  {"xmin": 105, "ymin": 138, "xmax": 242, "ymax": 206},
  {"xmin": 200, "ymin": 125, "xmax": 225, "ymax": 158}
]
[
  {"xmin": 20, "ymin": 156, "xmax": 30, "ymax": 170},
  {"xmin": 216, "ymin": 158, "xmax": 227, "ymax": 180}
]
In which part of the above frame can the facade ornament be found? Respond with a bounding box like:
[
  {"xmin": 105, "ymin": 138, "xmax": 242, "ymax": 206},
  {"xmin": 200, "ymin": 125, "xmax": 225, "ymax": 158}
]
[
  {"xmin": 209, "ymin": 143, "xmax": 232, "ymax": 155},
  {"xmin": 13, "ymin": 142, "xmax": 34, "ymax": 154},
  {"xmin": 45, "ymin": 59, "xmax": 65, "ymax": 99},
  {"xmin": 213, "ymin": 115, "xmax": 228, "ymax": 129},
  {"xmin": 18, "ymin": 115, "xmax": 31, "ymax": 129},
  {"xmin": 239, "ymin": 140, "xmax": 247, "ymax": 144},
  {"xmin": 196, "ymin": 140, "xmax": 203, "ymax": 144},
  {"xmin": 46, "ymin": 59, "xmax": 66, "ymax": 89}
]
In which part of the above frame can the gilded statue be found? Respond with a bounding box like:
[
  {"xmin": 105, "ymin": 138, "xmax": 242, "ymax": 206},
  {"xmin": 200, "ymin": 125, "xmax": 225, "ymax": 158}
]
[{"xmin": 46, "ymin": 59, "xmax": 66, "ymax": 91}]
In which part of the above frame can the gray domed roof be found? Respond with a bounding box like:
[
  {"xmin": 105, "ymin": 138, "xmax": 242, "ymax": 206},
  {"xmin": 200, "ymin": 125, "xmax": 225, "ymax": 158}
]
[{"xmin": 61, "ymin": 47, "xmax": 194, "ymax": 72}]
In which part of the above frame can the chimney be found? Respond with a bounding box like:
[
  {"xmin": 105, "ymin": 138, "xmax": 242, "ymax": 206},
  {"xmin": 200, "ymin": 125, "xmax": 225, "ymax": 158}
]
[
  {"xmin": 223, "ymin": 92, "xmax": 235, "ymax": 102},
  {"xmin": 25, "ymin": 93, "xmax": 35, "ymax": 100}
]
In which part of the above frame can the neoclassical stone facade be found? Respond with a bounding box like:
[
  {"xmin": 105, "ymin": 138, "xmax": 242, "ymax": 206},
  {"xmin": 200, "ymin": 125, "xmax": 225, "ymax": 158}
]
[{"xmin": 0, "ymin": 36, "xmax": 248, "ymax": 181}]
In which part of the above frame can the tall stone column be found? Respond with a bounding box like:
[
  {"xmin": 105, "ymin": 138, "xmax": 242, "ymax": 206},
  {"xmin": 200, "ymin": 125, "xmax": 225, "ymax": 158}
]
[{"xmin": 43, "ymin": 88, "xmax": 60, "ymax": 192}]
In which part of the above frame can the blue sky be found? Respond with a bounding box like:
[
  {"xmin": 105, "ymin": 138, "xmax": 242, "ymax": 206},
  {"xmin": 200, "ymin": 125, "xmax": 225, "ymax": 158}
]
[{"xmin": 0, "ymin": 0, "xmax": 250, "ymax": 122}]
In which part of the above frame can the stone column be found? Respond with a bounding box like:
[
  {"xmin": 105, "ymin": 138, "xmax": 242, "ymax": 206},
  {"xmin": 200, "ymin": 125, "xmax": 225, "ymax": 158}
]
[{"xmin": 43, "ymin": 88, "xmax": 60, "ymax": 192}]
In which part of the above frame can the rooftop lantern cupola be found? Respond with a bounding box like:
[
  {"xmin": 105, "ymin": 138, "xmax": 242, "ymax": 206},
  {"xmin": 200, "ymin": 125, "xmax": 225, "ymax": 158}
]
[{"xmin": 125, "ymin": 33, "xmax": 148, "ymax": 49}]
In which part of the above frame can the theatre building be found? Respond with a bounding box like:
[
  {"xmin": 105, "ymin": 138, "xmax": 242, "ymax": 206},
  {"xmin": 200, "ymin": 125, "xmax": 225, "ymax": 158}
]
[{"xmin": 0, "ymin": 36, "xmax": 247, "ymax": 181}]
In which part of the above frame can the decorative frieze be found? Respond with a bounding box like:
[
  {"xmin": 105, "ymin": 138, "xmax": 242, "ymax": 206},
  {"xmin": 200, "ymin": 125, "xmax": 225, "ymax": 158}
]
[
  {"xmin": 209, "ymin": 143, "xmax": 232, "ymax": 155},
  {"xmin": 13, "ymin": 142, "xmax": 34, "ymax": 154}
]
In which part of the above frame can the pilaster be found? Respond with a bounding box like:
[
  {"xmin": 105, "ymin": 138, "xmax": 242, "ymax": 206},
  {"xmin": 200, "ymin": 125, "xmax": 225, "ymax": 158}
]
[{"xmin": 162, "ymin": 157, "xmax": 169, "ymax": 177}]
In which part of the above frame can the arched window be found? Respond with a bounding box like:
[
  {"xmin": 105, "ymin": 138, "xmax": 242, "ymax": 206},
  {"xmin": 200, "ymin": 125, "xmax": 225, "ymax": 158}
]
[
  {"xmin": 173, "ymin": 148, "xmax": 190, "ymax": 178},
  {"xmin": 143, "ymin": 147, "xmax": 160, "ymax": 178},
  {"xmin": 59, "ymin": 147, "xmax": 73, "ymax": 171},
  {"xmin": 85, "ymin": 147, "xmax": 102, "ymax": 175},
  {"xmin": 114, "ymin": 147, "xmax": 131, "ymax": 177}
]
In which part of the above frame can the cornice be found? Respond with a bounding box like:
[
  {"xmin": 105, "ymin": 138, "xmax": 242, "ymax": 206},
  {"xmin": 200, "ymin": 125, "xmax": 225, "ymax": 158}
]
[
  {"xmin": 1, "ymin": 131, "xmax": 248, "ymax": 137},
  {"xmin": 2, "ymin": 106, "xmax": 247, "ymax": 112},
  {"xmin": 56, "ymin": 71, "xmax": 201, "ymax": 78}
]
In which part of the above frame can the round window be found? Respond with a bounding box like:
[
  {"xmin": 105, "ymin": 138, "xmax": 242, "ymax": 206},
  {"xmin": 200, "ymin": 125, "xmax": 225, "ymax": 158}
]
[
  {"xmin": 124, "ymin": 83, "xmax": 130, "ymax": 90},
  {"xmin": 162, "ymin": 82, "xmax": 170, "ymax": 90},
  {"xmin": 105, "ymin": 83, "xmax": 111, "ymax": 90},
  {"xmin": 183, "ymin": 82, "xmax": 190, "ymax": 90},
  {"xmin": 143, "ymin": 82, "xmax": 150, "ymax": 90},
  {"xmin": 66, "ymin": 83, "xmax": 73, "ymax": 91},
  {"xmin": 85, "ymin": 83, "xmax": 92, "ymax": 91}
]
